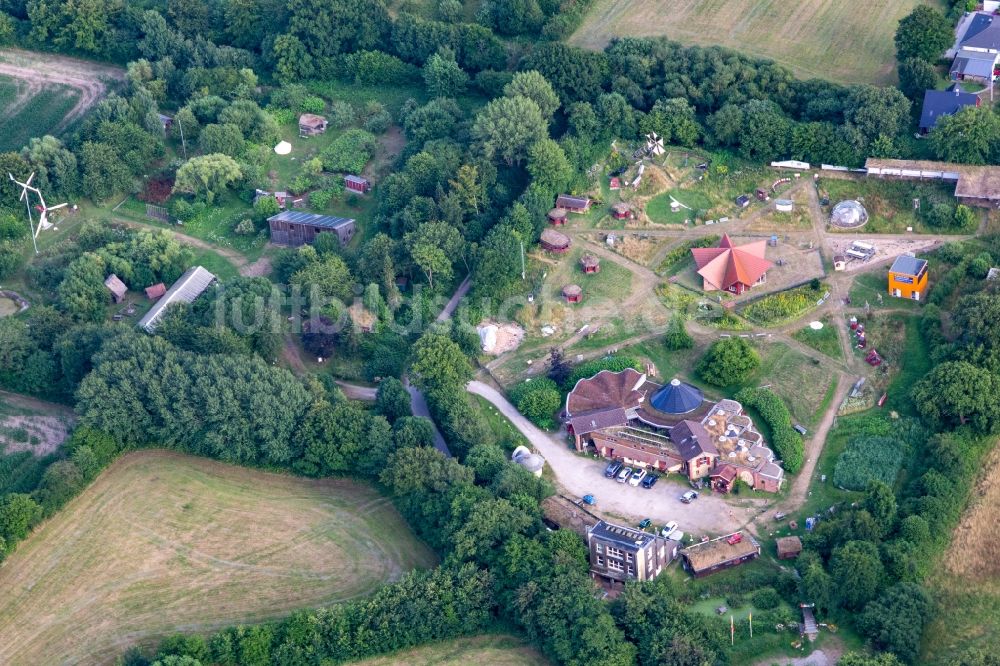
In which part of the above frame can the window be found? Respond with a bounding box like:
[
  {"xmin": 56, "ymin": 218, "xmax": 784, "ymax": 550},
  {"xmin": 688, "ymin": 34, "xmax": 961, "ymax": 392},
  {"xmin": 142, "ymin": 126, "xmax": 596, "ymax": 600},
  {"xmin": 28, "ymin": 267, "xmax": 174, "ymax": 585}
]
[
  {"xmin": 597, "ymin": 556, "xmax": 604, "ymax": 566},
  {"xmin": 627, "ymin": 565, "xmax": 635, "ymax": 575},
  {"xmin": 607, "ymin": 559, "xmax": 624, "ymax": 571},
  {"xmin": 625, "ymin": 552, "xmax": 633, "ymax": 563},
  {"xmin": 607, "ymin": 546, "xmax": 624, "ymax": 559},
  {"xmin": 595, "ymin": 543, "xmax": 602, "ymax": 554}
]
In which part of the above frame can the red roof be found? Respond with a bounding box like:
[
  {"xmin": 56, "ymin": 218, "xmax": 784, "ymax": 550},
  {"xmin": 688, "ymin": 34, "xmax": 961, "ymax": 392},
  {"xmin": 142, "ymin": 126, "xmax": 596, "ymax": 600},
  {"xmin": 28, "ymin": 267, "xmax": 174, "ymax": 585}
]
[
  {"xmin": 691, "ymin": 234, "xmax": 773, "ymax": 292},
  {"xmin": 145, "ymin": 283, "xmax": 167, "ymax": 299}
]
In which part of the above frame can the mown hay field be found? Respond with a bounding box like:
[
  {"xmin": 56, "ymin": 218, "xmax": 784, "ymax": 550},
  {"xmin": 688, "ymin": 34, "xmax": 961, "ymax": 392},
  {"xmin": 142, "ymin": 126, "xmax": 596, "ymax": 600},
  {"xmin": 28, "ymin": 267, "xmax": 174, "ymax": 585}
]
[
  {"xmin": 568, "ymin": 0, "xmax": 942, "ymax": 85},
  {"xmin": 0, "ymin": 450, "xmax": 437, "ymax": 665}
]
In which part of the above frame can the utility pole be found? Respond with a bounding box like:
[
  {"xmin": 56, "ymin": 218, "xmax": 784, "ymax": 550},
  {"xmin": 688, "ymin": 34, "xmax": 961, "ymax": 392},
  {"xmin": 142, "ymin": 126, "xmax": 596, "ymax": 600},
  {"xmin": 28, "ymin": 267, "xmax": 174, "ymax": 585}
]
[
  {"xmin": 520, "ymin": 241, "xmax": 526, "ymax": 280},
  {"xmin": 177, "ymin": 114, "xmax": 187, "ymax": 159}
]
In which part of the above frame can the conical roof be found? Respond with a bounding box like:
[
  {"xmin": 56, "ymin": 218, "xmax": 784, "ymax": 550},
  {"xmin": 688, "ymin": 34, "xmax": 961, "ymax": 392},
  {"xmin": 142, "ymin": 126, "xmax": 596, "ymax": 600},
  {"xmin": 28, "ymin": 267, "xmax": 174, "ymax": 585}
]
[
  {"xmin": 649, "ymin": 378, "xmax": 704, "ymax": 414},
  {"xmin": 691, "ymin": 233, "xmax": 773, "ymax": 292}
]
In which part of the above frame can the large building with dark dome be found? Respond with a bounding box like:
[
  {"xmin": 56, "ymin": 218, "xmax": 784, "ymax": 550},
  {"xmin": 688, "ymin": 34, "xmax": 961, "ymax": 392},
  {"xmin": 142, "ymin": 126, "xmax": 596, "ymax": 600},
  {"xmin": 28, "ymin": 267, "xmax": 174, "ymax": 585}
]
[{"xmin": 564, "ymin": 369, "xmax": 784, "ymax": 492}]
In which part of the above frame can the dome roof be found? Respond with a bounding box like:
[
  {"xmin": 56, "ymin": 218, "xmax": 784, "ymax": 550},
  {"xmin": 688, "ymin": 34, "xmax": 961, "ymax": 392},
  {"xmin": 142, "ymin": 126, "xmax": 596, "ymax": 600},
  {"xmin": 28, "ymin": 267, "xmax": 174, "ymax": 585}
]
[
  {"xmin": 512, "ymin": 446, "xmax": 545, "ymax": 472},
  {"xmin": 830, "ymin": 200, "xmax": 868, "ymax": 228},
  {"xmin": 649, "ymin": 378, "xmax": 704, "ymax": 414}
]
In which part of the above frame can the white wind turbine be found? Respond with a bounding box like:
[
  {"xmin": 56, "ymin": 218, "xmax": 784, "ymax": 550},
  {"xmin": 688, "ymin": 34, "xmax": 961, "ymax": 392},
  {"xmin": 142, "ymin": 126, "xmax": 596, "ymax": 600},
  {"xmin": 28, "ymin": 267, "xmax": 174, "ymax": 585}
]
[{"xmin": 8, "ymin": 172, "xmax": 67, "ymax": 254}]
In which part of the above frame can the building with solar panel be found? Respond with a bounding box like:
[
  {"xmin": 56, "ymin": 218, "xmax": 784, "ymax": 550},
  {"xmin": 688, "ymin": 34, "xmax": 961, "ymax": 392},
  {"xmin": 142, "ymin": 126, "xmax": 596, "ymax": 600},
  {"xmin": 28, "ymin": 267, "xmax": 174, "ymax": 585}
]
[
  {"xmin": 563, "ymin": 369, "xmax": 784, "ymax": 492},
  {"xmin": 267, "ymin": 210, "xmax": 356, "ymax": 247}
]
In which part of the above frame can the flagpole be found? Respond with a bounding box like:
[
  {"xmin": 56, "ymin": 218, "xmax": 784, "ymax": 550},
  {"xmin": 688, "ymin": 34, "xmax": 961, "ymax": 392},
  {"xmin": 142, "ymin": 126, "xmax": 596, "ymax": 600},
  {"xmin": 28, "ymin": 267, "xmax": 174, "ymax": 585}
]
[
  {"xmin": 731, "ymin": 615, "xmax": 734, "ymax": 646},
  {"xmin": 749, "ymin": 612, "xmax": 753, "ymax": 639}
]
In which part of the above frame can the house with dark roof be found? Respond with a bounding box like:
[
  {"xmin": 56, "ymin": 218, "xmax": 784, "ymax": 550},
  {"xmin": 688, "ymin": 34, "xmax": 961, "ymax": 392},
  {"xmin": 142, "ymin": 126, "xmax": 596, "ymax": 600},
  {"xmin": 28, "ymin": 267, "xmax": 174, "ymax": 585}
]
[
  {"xmin": 555, "ymin": 194, "xmax": 591, "ymax": 213},
  {"xmin": 950, "ymin": 49, "xmax": 999, "ymax": 84},
  {"xmin": 563, "ymin": 370, "xmax": 785, "ymax": 491},
  {"xmin": 919, "ymin": 86, "xmax": 980, "ymax": 134},
  {"xmin": 268, "ymin": 210, "xmax": 356, "ymax": 247},
  {"xmin": 587, "ymin": 520, "xmax": 678, "ymax": 583},
  {"xmin": 961, "ymin": 17, "xmax": 1000, "ymax": 54}
]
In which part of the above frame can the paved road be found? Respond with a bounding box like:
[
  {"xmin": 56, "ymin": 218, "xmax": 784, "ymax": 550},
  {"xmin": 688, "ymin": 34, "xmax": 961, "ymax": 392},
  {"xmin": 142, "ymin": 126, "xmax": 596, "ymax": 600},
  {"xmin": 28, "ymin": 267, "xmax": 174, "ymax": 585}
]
[
  {"xmin": 436, "ymin": 275, "xmax": 471, "ymax": 322},
  {"xmin": 467, "ymin": 381, "xmax": 755, "ymax": 536},
  {"xmin": 405, "ymin": 377, "xmax": 451, "ymax": 457},
  {"xmin": 335, "ymin": 381, "xmax": 376, "ymax": 401}
]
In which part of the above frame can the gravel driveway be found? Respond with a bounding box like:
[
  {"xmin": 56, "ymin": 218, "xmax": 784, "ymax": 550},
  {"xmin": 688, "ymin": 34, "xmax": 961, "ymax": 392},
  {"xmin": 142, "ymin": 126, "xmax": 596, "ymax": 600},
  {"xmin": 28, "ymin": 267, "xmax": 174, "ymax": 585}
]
[{"xmin": 468, "ymin": 381, "xmax": 770, "ymax": 538}]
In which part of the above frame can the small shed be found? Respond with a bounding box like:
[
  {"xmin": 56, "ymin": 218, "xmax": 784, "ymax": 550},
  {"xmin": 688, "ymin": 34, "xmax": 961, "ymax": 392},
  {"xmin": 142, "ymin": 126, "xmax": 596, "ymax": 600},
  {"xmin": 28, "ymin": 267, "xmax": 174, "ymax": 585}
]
[
  {"xmin": 833, "ymin": 255, "xmax": 847, "ymax": 272},
  {"xmin": 548, "ymin": 207, "xmax": 568, "ymax": 225},
  {"xmin": 556, "ymin": 194, "xmax": 591, "ymax": 213},
  {"xmin": 104, "ymin": 274, "xmax": 128, "ymax": 303},
  {"xmin": 776, "ymin": 536, "xmax": 802, "ymax": 559},
  {"xmin": 735, "ymin": 194, "xmax": 751, "ymax": 208},
  {"xmin": 157, "ymin": 114, "xmax": 173, "ymax": 132},
  {"xmin": 540, "ymin": 229, "xmax": 571, "ymax": 253},
  {"xmin": 345, "ymin": 175, "xmax": 371, "ymax": 194},
  {"xmin": 581, "ymin": 253, "xmax": 601, "ymax": 274},
  {"xmin": 611, "ymin": 202, "xmax": 633, "ymax": 220},
  {"xmin": 298, "ymin": 113, "xmax": 328, "ymax": 137},
  {"xmin": 609, "ymin": 177, "xmax": 621, "ymax": 191},
  {"xmin": 562, "ymin": 284, "xmax": 582, "ymax": 304},
  {"xmin": 145, "ymin": 283, "xmax": 167, "ymax": 300}
]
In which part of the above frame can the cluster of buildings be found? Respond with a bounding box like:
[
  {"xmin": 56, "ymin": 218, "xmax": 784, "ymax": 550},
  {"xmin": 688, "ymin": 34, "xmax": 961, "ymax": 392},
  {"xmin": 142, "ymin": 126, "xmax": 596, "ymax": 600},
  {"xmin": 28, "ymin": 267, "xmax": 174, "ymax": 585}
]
[{"xmin": 565, "ymin": 369, "xmax": 785, "ymax": 493}]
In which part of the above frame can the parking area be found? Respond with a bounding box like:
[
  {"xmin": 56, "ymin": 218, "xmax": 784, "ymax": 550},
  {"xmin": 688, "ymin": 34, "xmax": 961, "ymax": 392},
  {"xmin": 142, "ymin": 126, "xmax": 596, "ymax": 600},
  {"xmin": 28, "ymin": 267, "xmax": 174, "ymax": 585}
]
[{"xmin": 573, "ymin": 455, "xmax": 771, "ymax": 538}]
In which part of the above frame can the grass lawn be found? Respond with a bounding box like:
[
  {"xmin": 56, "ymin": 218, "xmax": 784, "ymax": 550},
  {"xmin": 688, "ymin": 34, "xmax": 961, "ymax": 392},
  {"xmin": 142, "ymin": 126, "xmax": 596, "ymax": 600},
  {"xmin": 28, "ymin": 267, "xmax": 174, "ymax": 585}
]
[
  {"xmin": 568, "ymin": 0, "xmax": 943, "ymax": 85},
  {"xmin": 346, "ymin": 634, "xmax": 547, "ymax": 666},
  {"xmin": 848, "ymin": 271, "xmax": 922, "ymax": 312},
  {"xmin": 0, "ymin": 77, "xmax": 80, "ymax": 151},
  {"xmin": 646, "ymin": 188, "xmax": 712, "ymax": 224},
  {"xmin": 472, "ymin": 394, "xmax": 530, "ymax": 448},
  {"xmin": 791, "ymin": 318, "xmax": 842, "ymax": 361},
  {"xmin": 746, "ymin": 342, "xmax": 836, "ymax": 428},
  {"xmin": 0, "ymin": 450, "xmax": 436, "ymax": 664},
  {"xmin": 820, "ymin": 177, "xmax": 973, "ymax": 234},
  {"xmin": 542, "ymin": 247, "xmax": 634, "ymax": 307}
]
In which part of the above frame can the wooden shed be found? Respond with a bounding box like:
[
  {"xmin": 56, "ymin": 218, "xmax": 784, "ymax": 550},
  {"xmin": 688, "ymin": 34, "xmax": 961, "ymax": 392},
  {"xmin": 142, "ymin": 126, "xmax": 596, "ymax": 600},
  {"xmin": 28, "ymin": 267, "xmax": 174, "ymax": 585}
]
[
  {"xmin": 145, "ymin": 283, "xmax": 167, "ymax": 300},
  {"xmin": 547, "ymin": 207, "xmax": 568, "ymax": 225},
  {"xmin": 556, "ymin": 194, "xmax": 591, "ymax": 213},
  {"xmin": 776, "ymin": 536, "xmax": 802, "ymax": 560},
  {"xmin": 298, "ymin": 113, "xmax": 328, "ymax": 137},
  {"xmin": 611, "ymin": 202, "xmax": 633, "ymax": 220},
  {"xmin": 562, "ymin": 284, "xmax": 582, "ymax": 304},
  {"xmin": 104, "ymin": 274, "xmax": 128, "ymax": 304},
  {"xmin": 580, "ymin": 253, "xmax": 600, "ymax": 274},
  {"xmin": 540, "ymin": 229, "xmax": 571, "ymax": 253},
  {"xmin": 345, "ymin": 175, "xmax": 371, "ymax": 194}
]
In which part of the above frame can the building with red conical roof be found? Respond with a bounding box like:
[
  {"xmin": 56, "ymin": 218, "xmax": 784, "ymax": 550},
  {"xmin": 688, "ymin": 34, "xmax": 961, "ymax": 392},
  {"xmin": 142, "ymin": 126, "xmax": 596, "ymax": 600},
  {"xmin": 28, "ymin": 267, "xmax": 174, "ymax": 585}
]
[{"xmin": 691, "ymin": 234, "xmax": 773, "ymax": 295}]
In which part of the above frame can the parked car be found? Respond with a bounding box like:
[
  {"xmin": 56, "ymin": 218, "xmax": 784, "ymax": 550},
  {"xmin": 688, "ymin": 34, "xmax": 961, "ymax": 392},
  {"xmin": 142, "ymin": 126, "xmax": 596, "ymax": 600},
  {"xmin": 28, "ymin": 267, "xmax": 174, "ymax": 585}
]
[
  {"xmin": 616, "ymin": 467, "xmax": 633, "ymax": 483},
  {"xmin": 793, "ymin": 424, "xmax": 808, "ymax": 435},
  {"xmin": 668, "ymin": 530, "xmax": 685, "ymax": 542},
  {"xmin": 628, "ymin": 468, "xmax": 647, "ymax": 486},
  {"xmin": 680, "ymin": 490, "xmax": 699, "ymax": 503},
  {"xmin": 638, "ymin": 518, "xmax": 652, "ymax": 529},
  {"xmin": 661, "ymin": 520, "xmax": 678, "ymax": 537},
  {"xmin": 604, "ymin": 460, "xmax": 623, "ymax": 478},
  {"xmin": 641, "ymin": 473, "xmax": 659, "ymax": 489},
  {"xmin": 582, "ymin": 494, "xmax": 596, "ymax": 506}
]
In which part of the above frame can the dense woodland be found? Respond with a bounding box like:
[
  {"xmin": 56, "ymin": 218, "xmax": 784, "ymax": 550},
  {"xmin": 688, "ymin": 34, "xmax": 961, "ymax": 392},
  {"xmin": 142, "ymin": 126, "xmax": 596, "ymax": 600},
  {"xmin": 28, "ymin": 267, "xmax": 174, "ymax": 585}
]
[{"xmin": 0, "ymin": 1, "xmax": 995, "ymax": 665}]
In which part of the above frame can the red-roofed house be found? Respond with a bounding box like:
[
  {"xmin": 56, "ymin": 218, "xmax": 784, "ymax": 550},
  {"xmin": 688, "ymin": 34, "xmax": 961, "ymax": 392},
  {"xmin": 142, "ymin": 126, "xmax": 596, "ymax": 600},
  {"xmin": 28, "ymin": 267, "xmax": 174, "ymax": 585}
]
[{"xmin": 691, "ymin": 234, "xmax": 773, "ymax": 295}]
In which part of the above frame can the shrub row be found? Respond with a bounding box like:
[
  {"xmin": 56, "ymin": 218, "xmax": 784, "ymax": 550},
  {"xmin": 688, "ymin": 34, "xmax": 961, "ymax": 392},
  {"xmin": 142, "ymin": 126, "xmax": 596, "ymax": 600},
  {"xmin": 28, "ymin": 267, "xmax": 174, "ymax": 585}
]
[
  {"xmin": 562, "ymin": 354, "xmax": 642, "ymax": 391},
  {"xmin": 734, "ymin": 387, "xmax": 804, "ymax": 473}
]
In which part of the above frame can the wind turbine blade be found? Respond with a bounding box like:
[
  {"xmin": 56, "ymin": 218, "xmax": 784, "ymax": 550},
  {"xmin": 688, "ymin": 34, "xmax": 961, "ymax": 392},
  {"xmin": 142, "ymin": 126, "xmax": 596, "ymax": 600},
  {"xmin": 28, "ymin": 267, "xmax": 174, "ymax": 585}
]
[
  {"xmin": 49, "ymin": 203, "xmax": 68, "ymax": 210},
  {"xmin": 25, "ymin": 173, "xmax": 34, "ymax": 186}
]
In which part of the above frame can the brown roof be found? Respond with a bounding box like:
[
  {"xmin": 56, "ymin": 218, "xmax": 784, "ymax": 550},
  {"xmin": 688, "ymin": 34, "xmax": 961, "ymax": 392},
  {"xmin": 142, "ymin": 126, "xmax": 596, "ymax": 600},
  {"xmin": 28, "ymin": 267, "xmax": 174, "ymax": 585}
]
[
  {"xmin": 145, "ymin": 283, "xmax": 166, "ymax": 299},
  {"xmin": 682, "ymin": 532, "xmax": 760, "ymax": 573},
  {"xmin": 540, "ymin": 229, "xmax": 570, "ymax": 248},
  {"xmin": 612, "ymin": 202, "xmax": 631, "ymax": 212},
  {"xmin": 711, "ymin": 463, "xmax": 738, "ymax": 482},
  {"xmin": 556, "ymin": 194, "xmax": 590, "ymax": 209},
  {"xmin": 548, "ymin": 207, "xmax": 568, "ymax": 219},
  {"xmin": 581, "ymin": 253, "xmax": 600, "ymax": 268},
  {"xmin": 670, "ymin": 420, "xmax": 718, "ymax": 460},
  {"xmin": 776, "ymin": 536, "xmax": 803, "ymax": 557},
  {"xmin": 298, "ymin": 113, "xmax": 327, "ymax": 128},
  {"xmin": 104, "ymin": 274, "xmax": 127, "ymax": 297},
  {"xmin": 566, "ymin": 368, "xmax": 647, "ymax": 416},
  {"xmin": 562, "ymin": 284, "xmax": 582, "ymax": 297},
  {"xmin": 865, "ymin": 158, "xmax": 1000, "ymax": 201},
  {"xmin": 692, "ymin": 234, "xmax": 773, "ymax": 291},
  {"xmin": 568, "ymin": 408, "xmax": 629, "ymax": 435}
]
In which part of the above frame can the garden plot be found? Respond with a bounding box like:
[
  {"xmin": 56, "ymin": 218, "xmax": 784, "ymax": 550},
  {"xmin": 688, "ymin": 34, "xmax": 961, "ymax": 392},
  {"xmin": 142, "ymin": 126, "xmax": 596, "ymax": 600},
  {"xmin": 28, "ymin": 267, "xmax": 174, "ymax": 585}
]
[{"xmin": 0, "ymin": 49, "xmax": 124, "ymax": 151}]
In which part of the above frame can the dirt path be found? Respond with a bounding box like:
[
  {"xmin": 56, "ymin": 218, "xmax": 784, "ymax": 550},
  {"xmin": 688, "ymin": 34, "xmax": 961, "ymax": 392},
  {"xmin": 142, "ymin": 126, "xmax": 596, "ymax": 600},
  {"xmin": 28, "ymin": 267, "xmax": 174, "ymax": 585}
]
[
  {"xmin": 113, "ymin": 217, "xmax": 247, "ymax": 270},
  {"xmin": 0, "ymin": 49, "xmax": 125, "ymax": 130},
  {"xmin": 0, "ymin": 390, "xmax": 75, "ymax": 419}
]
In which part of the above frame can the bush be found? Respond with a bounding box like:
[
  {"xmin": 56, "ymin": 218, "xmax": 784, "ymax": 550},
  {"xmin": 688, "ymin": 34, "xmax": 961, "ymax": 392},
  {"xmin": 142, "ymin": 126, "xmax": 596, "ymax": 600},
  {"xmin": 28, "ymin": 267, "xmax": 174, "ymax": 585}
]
[
  {"xmin": 347, "ymin": 50, "xmax": 420, "ymax": 86},
  {"xmin": 321, "ymin": 129, "xmax": 377, "ymax": 174},
  {"xmin": 301, "ymin": 96, "xmax": 325, "ymax": 114},
  {"xmin": 743, "ymin": 285, "xmax": 822, "ymax": 325},
  {"xmin": 751, "ymin": 587, "xmax": 781, "ymax": 610},
  {"xmin": 697, "ymin": 338, "xmax": 760, "ymax": 387},
  {"xmin": 664, "ymin": 314, "xmax": 694, "ymax": 350},
  {"xmin": 508, "ymin": 378, "xmax": 561, "ymax": 430},
  {"xmin": 563, "ymin": 355, "xmax": 643, "ymax": 391},
  {"xmin": 233, "ymin": 218, "xmax": 256, "ymax": 235},
  {"xmin": 734, "ymin": 387, "xmax": 804, "ymax": 473},
  {"xmin": 170, "ymin": 198, "xmax": 194, "ymax": 221},
  {"xmin": 0, "ymin": 240, "xmax": 25, "ymax": 279},
  {"xmin": 328, "ymin": 101, "xmax": 356, "ymax": 129}
]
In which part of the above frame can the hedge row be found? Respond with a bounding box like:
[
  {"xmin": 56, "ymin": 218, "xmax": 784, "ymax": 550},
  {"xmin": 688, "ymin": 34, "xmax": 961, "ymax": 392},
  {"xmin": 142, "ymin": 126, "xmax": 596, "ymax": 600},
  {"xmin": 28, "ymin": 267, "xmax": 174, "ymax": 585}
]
[
  {"xmin": 734, "ymin": 387, "xmax": 804, "ymax": 473},
  {"xmin": 562, "ymin": 355, "xmax": 643, "ymax": 391}
]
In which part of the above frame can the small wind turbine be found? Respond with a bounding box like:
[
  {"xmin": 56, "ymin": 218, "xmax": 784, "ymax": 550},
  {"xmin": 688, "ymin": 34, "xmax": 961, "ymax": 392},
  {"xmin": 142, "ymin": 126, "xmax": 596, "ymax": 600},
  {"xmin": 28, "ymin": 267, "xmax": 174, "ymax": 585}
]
[
  {"xmin": 646, "ymin": 132, "xmax": 665, "ymax": 157},
  {"xmin": 8, "ymin": 172, "xmax": 66, "ymax": 253}
]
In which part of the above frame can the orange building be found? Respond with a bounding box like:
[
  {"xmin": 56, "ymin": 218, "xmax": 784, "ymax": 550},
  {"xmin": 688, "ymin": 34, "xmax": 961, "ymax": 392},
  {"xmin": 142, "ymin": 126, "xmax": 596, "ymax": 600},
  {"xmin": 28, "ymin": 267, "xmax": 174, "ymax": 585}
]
[{"xmin": 888, "ymin": 255, "xmax": 928, "ymax": 301}]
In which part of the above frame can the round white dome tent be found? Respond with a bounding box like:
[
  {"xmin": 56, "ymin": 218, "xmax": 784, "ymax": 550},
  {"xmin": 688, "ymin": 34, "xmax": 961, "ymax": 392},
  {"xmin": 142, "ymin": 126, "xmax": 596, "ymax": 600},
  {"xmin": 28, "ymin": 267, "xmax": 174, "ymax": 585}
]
[
  {"xmin": 273, "ymin": 141, "xmax": 292, "ymax": 155},
  {"xmin": 830, "ymin": 200, "xmax": 868, "ymax": 229}
]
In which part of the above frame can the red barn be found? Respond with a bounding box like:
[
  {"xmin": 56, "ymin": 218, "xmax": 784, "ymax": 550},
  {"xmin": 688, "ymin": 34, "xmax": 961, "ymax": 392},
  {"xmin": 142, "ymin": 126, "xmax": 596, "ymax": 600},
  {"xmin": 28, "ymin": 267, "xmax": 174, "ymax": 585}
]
[{"xmin": 581, "ymin": 254, "xmax": 600, "ymax": 274}]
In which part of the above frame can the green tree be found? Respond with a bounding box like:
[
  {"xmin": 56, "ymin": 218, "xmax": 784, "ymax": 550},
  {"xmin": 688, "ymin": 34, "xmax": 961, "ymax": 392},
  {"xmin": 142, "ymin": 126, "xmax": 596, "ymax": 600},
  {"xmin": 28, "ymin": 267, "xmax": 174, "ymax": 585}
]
[
  {"xmin": 472, "ymin": 95, "xmax": 547, "ymax": 166},
  {"xmin": 526, "ymin": 138, "xmax": 572, "ymax": 192},
  {"xmin": 199, "ymin": 123, "xmax": 245, "ymax": 157},
  {"xmin": 857, "ymin": 583, "xmax": 932, "ymax": 664},
  {"xmin": 504, "ymin": 70, "xmax": 560, "ymax": 119},
  {"xmin": 0, "ymin": 493, "xmax": 41, "ymax": 543},
  {"xmin": 404, "ymin": 221, "xmax": 464, "ymax": 290},
  {"xmin": 696, "ymin": 337, "xmax": 760, "ymax": 386},
  {"xmin": 173, "ymin": 154, "xmax": 242, "ymax": 203},
  {"xmin": 375, "ymin": 377, "xmax": 412, "ymax": 423},
  {"xmin": 897, "ymin": 58, "xmax": 938, "ymax": 102},
  {"xmin": 830, "ymin": 540, "xmax": 885, "ymax": 610},
  {"xmin": 663, "ymin": 314, "xmax": 694, "ymax": 351},
  {"xmin": 895, "ymin": 5, "xmax": 953, "ymax": 63},
  {"xmin": 862, "ymin": 479, "xmax": 897, "ymax": 536},
  {"xmin": 290, "ymin": 253, "xmax": 355, "ymax": 304},
  {"xmin": 423, "ymin": 47, "xmax": 468, "ymax": 98},
  {"xmin": 410, "ymin": 332, "xmax": 473, "ymax": 396},
  {"xmin": 912, "ymin": 360, "xmax": 1000, "ymax": 433},
  {"xmin": 929, "ymin": 105, "xmax": 1000, "ymax": 165},
  {"xmin": 80, "ymin": 141, "xmax": 132, "ymax": 202},
  {"xmin": 640, "ymin": 97, "xmax": 701, "ymax": 146}
]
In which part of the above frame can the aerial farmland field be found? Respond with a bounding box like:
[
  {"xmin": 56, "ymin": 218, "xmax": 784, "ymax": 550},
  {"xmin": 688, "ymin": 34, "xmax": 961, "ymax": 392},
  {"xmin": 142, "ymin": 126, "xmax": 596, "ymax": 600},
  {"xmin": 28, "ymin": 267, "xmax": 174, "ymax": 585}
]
[
  {"xmin": 0, "ymin": 450, "xmax": 437, "ymax": 665},
  {"xmin": 0, "ymin": 48, "xmax": 124, "ymax": 151},
  {"xmin": 569, "ymin": 0, "xmax": 945, "ymax": 85}
]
